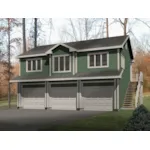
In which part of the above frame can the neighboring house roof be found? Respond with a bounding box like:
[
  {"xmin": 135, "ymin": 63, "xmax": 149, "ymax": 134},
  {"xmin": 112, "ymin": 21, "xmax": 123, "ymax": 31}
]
[
  {"xmin": 10, "ymin": 69, "xmax": 123, "ymax": 83},
  {"xmin": 18, "ymin": 35, "xmax": 133, "ymax": 59}
]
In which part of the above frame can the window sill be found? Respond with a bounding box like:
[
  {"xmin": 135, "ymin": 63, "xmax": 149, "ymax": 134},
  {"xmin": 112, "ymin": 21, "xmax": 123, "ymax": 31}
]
[
  {"xmin": 88, "ymin": 66, "xmax": 109, "ymax": 69},
  {"xmin": 26, "ymin": 70, "xmax": 42, "ymax": 73},
  {"xmin": 53, "ymin": 71, "xmax": 71, "ymax": 73}
]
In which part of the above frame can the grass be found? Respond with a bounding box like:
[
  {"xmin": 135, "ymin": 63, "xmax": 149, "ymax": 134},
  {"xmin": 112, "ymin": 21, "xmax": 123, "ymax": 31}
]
[
  {"xmin": 143, "ymin": 96, "xmax": 150, "ymax": 111},
  {"xmin": 42, "ymin": 96, "xmax": 150, "ymax": 131},
  {"xmin": 0, "ymin": 96, "xmax": 17, "ymax": 107}
]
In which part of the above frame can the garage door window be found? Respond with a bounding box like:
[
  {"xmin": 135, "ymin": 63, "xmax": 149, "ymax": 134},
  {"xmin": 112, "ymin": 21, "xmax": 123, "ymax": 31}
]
[
  {"xmin": 51, "ymin": 83, "xmax": 77, "ymax": 87},
  {"xmin": 23, "ymin": 84, "xmax": 45, "ymax": 88},
  {"xmin": 83, "ymin": 82, "xmax": 114, "ymax": 87}
]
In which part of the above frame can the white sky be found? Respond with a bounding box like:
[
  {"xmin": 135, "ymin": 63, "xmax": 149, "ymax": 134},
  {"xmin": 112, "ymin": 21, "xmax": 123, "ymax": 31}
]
[
  {"xmin": 11, "ymin": 18, "xmax": 150, "ymax": 62},
  {"xmin": 48, "ymin": 18, "xmax": 150, "ymax": 43}
]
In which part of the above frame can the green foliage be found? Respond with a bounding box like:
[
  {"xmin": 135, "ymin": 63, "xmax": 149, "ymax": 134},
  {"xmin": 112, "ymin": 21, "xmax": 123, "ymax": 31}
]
[{"xmin": 123, "ymin": 104, "xmax": 150, "ymax": 131}]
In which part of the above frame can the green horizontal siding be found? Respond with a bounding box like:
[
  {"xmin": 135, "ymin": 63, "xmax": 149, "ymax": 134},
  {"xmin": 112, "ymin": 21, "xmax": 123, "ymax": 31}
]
[
  {"xmin": 20, "ymin": 56, "xmax": 49, "ymax": 77},
  {"xmin": 77, "ymin": 50, "xmax": 118, "ymax": 73},
  {"xmin": 119, "ymin": 44, "xmax": 131, "ymax": 108}
]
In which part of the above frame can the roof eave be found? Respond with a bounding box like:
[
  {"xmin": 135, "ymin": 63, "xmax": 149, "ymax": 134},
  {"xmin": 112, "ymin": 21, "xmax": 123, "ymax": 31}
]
[
  {"xmin": 77, "ymin": 45, "xmax": 122, "ymax": 52},
  {"xmin": 10, "ymin": 75, "xmax": 122, "ymax": 83},
  {"xmin": 17, "ymin": 53, "xmax": 47, "ymax": 59}
]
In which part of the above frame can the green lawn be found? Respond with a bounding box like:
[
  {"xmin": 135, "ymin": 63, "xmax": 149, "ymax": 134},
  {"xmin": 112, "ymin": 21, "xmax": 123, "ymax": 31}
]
[
  {"xmin": 42, "ymin": 96, "xmax": 150, "ymax": 131},
  {"xmin": 0, "ymin": 96, "xmax": 17, "ymax": 107}
]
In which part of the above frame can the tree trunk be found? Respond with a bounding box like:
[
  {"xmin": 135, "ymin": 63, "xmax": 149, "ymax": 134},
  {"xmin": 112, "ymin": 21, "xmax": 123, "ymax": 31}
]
[
  {"xmin": 22, "ymin": 18, "xmax": 26, "ymax": 53},
  {"xmin": 106, "ymin": 18, "xmax": 109, "ymax": 38},
  {"xmin": 124, "ymin": 18, "xmax": 128, "ymax": 36},
  {"xmin": 34, "ymin": 18, "xmax": 37, "ymax": 48},
  {"xmin": 7, "ymin": 18, "xmax": 11, "ymax": 108}
]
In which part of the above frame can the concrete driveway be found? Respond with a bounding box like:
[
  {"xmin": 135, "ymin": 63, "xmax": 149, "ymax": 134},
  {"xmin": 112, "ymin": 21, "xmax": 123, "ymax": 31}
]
[{"xmin": 0, "ymin": 109, "xmax": 104, "ymax": 131}]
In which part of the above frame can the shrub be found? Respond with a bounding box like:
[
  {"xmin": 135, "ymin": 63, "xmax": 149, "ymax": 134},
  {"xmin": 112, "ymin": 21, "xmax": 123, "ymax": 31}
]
[{"xmin": 124, "ymin": 105, "xmax": 149, "ymax": 131}]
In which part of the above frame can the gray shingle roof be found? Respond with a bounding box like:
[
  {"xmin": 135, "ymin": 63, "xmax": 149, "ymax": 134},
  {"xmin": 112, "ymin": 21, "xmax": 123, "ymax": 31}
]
[
  {"xmin": 19, "ymin": 44, "xmax": 55, "ymax": 57},
  {"xmin": 66, "ymin": 35, "xmax": 128, "ymax": 50},
  {"xmin": 18, "ymin": 35, "xmax": 129, "ymax": 57},
  {"xmin": 11, "ymin": 69, "xmax": 122, "ymax": 81}
]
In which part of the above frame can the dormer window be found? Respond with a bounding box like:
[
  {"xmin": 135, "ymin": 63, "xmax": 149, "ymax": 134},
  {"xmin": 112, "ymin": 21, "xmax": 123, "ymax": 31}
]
[
  {"xmin": 88, "ymin": 52, "xmax": 109, "ymax": 68},
  {"xmin": 53, "ymin": 55, "xmax": 71, "ymax": 73},
  {"xmin": 26, "ymin": 58, "xmax": 42, "ymax": 72}
]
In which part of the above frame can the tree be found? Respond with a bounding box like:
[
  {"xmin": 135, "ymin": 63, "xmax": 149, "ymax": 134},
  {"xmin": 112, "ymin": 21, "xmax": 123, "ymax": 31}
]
[
  {"xmin": 114, "ymin": 18, "xmax": 129, "ymax": 35},
  {"xmin": 59, "ymin": 18, "xmax": 106, "ymax": 42},
  {"xmin": 106, "ymin": 18, "xmax": 109, "ymax": 38},
  {"xmin": 22, "ymin": 18, "xmax": 26, "ymax": 53},
  {"xmin": 0, "ymin": 18, "xmax": 21, "ymax": 106},
  {"xmin": 7, "ymin": 18, "xmax": 11, "ymax": 108},
  {"xmin": 34, "ymin": 18, "xmax": 37, "ymax": 48}
]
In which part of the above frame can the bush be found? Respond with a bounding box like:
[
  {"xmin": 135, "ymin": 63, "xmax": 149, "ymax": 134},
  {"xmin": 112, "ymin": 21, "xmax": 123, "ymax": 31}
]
[{"xmin": 124, "ymin": 105, "xmax": 150, "ymax": 131}]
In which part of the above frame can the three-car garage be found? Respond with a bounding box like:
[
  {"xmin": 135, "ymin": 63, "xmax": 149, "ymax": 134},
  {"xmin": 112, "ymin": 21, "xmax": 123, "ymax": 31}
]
[{"xmin": 19, "ymin": 80, "xmax": 116, "ymax": 111}]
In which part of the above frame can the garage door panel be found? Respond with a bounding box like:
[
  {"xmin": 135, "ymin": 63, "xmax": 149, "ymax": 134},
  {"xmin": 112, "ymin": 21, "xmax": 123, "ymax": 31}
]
[
  {"xmin": 49, "ymin": 83, "xmax": 77, "ymax": 110},
  {"xmin": 82, "ymin": 85, "xmax": 114, "ymax": 98},
  {"xmin": 50, "ymin": 98, "xmax": 76, "ymax": 110},
  {"xmin": 50, "ymin": 87, "xmax": 76, "ymax": 98},
  {"xmin": 82, "ymin": 82, "xmax": 114, "ymax": 111},
  {"xmin": 22, "ymin": 84, "xmax": 45, "ymax": 109},
  {"xmin": 23, "ymin": 88, "xmax": 45, "ymax": 98}
]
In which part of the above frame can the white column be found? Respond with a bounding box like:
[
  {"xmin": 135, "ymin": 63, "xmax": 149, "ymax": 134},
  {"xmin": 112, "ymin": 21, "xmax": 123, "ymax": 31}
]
[
  {"xmin": 45, "ymin": 82, "xmax": 47, "ymax": 109},
  {"xmin": 72, "ymin": 52, "xmax": 75, "ymax": 75},
  {"xmin": 77, "ymin": 80, "xmax": 82, "ymax": 110},
  {"xmin": 117, "ymin": 49, "xmax": 120, "ymax": 70},
  {"xmin": 116, "ymin": 79, "xmax": 120, "ymax": 110},
  {"xmin": 114, "ymin": 79, "xmax": 117, "ymax": 110},
  {"xmin": 49, "ymin": 54, "xmax": 52, "ymax": 76},
  {"xmin": 17, "ymin": 83, "xmax": 19, "ymax": 108},
  {"xmin": 17, "ymin": 83, "xmax": 21, "ymax": 108}
]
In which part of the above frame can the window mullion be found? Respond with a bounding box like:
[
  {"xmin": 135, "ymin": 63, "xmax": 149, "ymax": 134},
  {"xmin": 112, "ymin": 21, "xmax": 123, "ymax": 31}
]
[
  {"xmin": 94, "ymin": 55, "xmax": 96, "ymax": 67},
  {"xmin": 58, "ymin": 57, "xmax": 60, "ymax": 71},
  {"xmin": 27, "ymin": 61, "xmax": 28, "ymax": 71},
  {"xmin": 101, "ymin": 54, "xmax": 102, "ymax": 66},
  {"xmin": 36, "ymin": 60, "xmax": 38, "ymax": 71},
  {"xmin": 31, "ymin": 60, "xmax": 33, "ymax": 71},
  {"xmin": 64, "ymin": 56, "xmax": 66, "ymax": 71}
]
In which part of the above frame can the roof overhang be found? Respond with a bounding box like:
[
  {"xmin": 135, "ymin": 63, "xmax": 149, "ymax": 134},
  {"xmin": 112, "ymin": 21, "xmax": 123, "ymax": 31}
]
[
  {"xmin": 17, "ymin": 53, "xmax": 47, "ymax": 59},
  {"xmin": 10, "ymin": 69, "xmax": 124, "ymax": 83},
  {"xmin": 77, "ymin": 45, "xmax": 122, "ymax": 52}
]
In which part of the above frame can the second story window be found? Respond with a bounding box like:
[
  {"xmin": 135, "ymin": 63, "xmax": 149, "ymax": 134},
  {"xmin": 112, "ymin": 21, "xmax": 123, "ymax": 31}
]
[
  {"xmin": 88, "ymin": 52, "xmax": 109, "ymax": 68},
  {"xmin": 26, "ymin": 59, "xmax": 42, "ymax": 72},
  {"xmin": 53, "ymin": 55, "xmax": 71, "ymax": 73}
]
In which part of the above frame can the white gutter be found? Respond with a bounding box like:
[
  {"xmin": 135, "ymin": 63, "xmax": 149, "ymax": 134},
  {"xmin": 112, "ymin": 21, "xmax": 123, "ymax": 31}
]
[
  {"xmin": 10, "ymin": 72, "xmax": 123, "ymax": 83},
  {"xmin": 17, "ymin": 53, "xmax": 47, "ymax": 59}
]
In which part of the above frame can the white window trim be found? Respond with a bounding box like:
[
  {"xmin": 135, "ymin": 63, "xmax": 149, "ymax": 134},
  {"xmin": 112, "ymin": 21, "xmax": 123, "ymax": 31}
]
[
  {"xmin": 121, "ymin": 54, "xmax": 125, "ymax": 69},
  {"xmin": 52, "ymin": 54, "xmax": 71, "ymax": 73},
  {"xmin": 26, "ymin": 58, "xmax": 42, "ymax": 72},
  {"xmin": 87, "ymin": 52, "xmax": 109, "ymax": 69}
]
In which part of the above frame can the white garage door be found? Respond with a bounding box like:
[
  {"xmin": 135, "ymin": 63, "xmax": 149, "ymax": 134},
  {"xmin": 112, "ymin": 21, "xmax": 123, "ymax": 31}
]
[
  {"xmin": 49, "ymin": 83, "xmax": 77, "ymax": 110},
  {"xmin": 82, "ymin": 82, "xmax": 114, "ymax": 111},
  {"xmin": 22, "ymin": 84, "xmax": 45, "ymax": 109}
]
